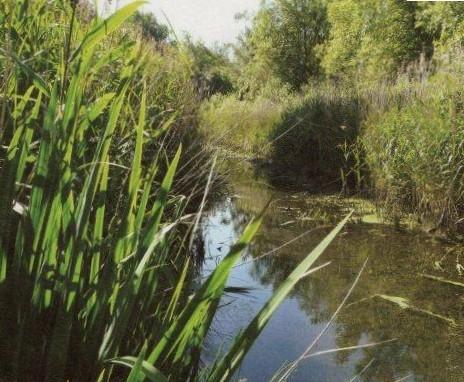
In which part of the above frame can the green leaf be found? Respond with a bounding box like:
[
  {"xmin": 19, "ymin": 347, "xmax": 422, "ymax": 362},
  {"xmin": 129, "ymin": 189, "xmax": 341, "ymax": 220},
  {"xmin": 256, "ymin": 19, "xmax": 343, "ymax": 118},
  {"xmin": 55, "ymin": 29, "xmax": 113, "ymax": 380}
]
[
  {"xmin": 147, "ymin": 208, "xmax": 265, "ymax": 367},
  {"xmin": 114, "ymin": 87, "xmax": 146, "ymax": 260},
  {"xmin": 109, "ymin": 356, "xmax": 168, "ymax": 382},
  {"xmin": 138, "ymin": 145, "xmax": 182, "ymax": 257},
  {"xmin": 207, "ymin": 211, "xmax": 353, "ymax": 382},
  {"xmin": 72, "ymin": 1, "xmax": 147, "ymax": 61},
  {"xmin": 0, "ymin": 48, "xmax": 50, "ymax": 96},
  {"xmin": 87, "ymin": 93, "xmax": 116, "ymax": 122}
]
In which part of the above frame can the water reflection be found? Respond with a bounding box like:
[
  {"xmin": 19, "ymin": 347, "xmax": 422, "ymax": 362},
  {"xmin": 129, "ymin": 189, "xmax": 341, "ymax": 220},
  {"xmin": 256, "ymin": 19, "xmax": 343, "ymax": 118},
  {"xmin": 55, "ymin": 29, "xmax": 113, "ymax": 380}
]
[{"xmin": 202, "ymin": 164, "xmax": 464, "ymax": 382}]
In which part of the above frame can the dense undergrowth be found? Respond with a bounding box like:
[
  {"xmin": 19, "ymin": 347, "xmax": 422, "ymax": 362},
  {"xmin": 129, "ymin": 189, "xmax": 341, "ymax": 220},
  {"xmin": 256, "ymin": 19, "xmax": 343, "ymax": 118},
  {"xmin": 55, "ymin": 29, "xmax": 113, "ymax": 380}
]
[
  {"xmin": 201, "ymin": 73, "xmax": 464, "ymax": 234},
  {"xmin": 363, "ymin": 70, "xmax": 464, "ymax": 233},
  {"xmin": 199, "ymin": 0, "xmax": 464, "ymax": 234}
]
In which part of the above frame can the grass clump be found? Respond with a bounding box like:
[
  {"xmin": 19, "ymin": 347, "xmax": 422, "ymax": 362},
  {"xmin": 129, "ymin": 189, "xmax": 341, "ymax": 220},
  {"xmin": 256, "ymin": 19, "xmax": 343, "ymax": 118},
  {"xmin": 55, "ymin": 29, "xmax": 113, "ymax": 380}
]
[
  {"xmin": 362, "ymin": 72, "xmax": 464, "ymax": 232},
  {"xmin": 269, "ymin": 84, "xmax": 362, "ymax": 184}
]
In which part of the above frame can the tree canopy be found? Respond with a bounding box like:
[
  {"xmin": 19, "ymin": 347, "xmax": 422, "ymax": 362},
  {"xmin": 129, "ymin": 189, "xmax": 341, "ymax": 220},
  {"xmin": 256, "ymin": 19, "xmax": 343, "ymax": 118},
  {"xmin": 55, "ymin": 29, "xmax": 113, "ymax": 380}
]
[
  {"xmin": 234, "ymin": 0, "xmax": 464, "ymax": 90},
  {"xmin": 237, "ymin": 0, "xmax": 328, "ymax": 90},
  {"xmin": 132, "ymin": 11, "xmax": 169, "ymax": 42}
]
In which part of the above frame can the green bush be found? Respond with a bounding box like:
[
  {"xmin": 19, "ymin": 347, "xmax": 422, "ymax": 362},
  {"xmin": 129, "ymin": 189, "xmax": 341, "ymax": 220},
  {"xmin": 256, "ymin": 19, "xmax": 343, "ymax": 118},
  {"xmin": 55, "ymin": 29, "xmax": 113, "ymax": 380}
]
[
  {"xmin": 269, "ymin": 84, "xmax": 362, "ymax": 184},
  {"xmin": 362, "ymin": 73, "xmax": 464, "ymax": 231},
  {"xmin": 199, "ymin": 93, "xmax": 287, "ymax": 157},
  {"xmin": 321, "ymin": 0, "xmax": 420, "ymax": 82}
]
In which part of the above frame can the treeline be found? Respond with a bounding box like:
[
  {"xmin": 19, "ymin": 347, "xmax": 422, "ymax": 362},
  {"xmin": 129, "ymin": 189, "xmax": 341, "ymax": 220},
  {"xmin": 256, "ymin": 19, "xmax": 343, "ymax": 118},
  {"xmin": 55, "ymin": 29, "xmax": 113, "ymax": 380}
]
[
  {"xmin": 213, "ymin": 0, "xmax": 463, "ymax": 91},
  {"xmin": 200, "ymin": 0, "xmax": 464, "ymax": 234}
]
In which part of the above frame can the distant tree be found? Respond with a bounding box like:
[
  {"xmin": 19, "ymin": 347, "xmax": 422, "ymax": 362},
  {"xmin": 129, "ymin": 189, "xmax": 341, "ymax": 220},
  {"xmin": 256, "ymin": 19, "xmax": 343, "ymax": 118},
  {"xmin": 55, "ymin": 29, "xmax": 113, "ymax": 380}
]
[
  {"xmin": 132, "ymin": 11, "xmax": 169, "ymax": 43},
  {"xmin": 318, "ymin": 0, "xmax": 363, "ymax": 79},
  {"xmin": 321, "ymin": 0, "xmax": 419, "ymax": 81},
  {"xmin": 185, "ymin": 39, "xmax": 234, "ymax": 97},
  {"xmin": 415, "ymin": 2, "xmax": 464, "ymax": 56},
  {"xmin": 237, "ymin": 0, "xmax": 329, "ymax": 90}
]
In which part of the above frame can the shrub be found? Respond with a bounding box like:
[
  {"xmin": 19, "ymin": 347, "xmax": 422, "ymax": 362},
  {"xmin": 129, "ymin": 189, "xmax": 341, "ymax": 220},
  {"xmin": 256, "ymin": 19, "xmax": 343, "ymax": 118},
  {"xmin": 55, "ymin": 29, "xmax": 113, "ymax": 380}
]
[
  {"xmin": 269, "ymin": 84, "xmax": 362, "ymax": 184},
  {"xmin": 199, "ymin": 93, "xmax": 287, "ymax": 157},
  {"xmin": 362, "ymin": 73, "xmax": 464, "ymax": 231}
]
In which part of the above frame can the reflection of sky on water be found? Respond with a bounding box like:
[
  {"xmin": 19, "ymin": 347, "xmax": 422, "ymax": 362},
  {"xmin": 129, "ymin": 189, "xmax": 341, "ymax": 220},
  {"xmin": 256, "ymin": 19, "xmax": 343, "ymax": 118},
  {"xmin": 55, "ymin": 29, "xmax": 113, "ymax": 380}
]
[
  {"xmin": 200, "ymin": 166, "xmax": 463, "ymax": 382},
  {"xmin": 202, "ymin": 200, "xmax": 361, "ymax": 382}
]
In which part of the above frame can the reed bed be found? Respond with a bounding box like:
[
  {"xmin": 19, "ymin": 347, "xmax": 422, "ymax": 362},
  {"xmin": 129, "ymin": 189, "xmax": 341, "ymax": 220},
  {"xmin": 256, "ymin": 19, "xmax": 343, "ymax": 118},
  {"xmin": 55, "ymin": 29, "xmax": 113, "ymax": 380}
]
[
  {"xmin": 200, "ymin": 73, "xmax": 464, "ymax": 233},
  {"xmin": 0, "ymin": 1, "xmax": 349, "ymax": 381}
]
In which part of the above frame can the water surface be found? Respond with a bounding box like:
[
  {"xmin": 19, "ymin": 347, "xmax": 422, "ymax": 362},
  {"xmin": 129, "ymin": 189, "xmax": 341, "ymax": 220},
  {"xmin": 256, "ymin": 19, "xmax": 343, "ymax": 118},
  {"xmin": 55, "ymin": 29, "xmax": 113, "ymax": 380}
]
[{"xmin": 201, "ymin": 164, "xmax": 464, "ymax": 382}]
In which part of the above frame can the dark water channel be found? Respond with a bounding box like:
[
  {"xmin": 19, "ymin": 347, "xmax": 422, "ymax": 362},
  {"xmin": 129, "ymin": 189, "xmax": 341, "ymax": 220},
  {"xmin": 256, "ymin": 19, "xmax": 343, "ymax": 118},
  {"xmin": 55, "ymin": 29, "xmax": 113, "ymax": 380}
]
[{"xmin": 201, "ymin": 164, "xmax": 464, "ymax": 382}]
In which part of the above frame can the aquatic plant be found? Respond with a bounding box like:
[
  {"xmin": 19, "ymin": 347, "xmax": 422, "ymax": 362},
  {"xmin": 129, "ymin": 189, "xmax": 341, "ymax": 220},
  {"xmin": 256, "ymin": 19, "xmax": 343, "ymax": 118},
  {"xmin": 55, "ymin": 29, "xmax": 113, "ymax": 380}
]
[
  {"xmin": 0, "ymin": 1, "xmax": 352, "ymax": 381},
  {"xmin": 363, "ymin": 72, "xmax": 464, "ymax": 233}
]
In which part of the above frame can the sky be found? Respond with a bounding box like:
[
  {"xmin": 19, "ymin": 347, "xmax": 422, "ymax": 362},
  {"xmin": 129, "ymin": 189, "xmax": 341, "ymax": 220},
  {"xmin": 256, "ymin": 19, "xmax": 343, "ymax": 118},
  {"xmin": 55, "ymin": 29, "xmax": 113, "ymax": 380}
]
[{"xmin": 99, "ymin": 0, "xmax": 262, "ymax": 46}]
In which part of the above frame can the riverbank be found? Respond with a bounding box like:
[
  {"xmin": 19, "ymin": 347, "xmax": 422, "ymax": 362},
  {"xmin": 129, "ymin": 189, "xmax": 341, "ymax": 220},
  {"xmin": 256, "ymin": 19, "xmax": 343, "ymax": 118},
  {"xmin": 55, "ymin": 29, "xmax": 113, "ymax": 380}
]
[
  {"xmin": 199, "ymin": 1, "xmax": 464, "ymax": 237},
  {"xmin": 200, "ymin": 71, "xmax": 464, "ymax": 237}
]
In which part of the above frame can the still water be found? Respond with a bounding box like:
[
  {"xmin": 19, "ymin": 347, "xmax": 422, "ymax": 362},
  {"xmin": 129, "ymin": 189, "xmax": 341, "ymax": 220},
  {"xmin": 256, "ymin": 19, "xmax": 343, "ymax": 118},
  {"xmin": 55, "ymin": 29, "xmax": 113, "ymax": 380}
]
[{"xmin": 201, "ymin": 164, "xmax": 464, "ymax": 382}]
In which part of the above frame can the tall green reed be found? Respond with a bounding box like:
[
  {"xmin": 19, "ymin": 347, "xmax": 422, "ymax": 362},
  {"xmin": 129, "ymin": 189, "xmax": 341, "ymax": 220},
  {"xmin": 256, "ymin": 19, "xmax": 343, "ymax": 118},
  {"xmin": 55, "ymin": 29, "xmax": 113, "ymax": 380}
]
[
  {"xmin": 0, "ymin": 1, "xmax": 350, "ymax": 381},
  {"xmin": 0, "ymin": 1, "xmax": 196, "ymax": 379}
]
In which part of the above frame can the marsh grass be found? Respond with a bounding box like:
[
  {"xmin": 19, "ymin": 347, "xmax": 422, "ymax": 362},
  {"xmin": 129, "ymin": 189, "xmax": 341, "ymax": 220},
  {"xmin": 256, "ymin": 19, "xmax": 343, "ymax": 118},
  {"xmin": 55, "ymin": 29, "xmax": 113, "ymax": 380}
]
[
  {"xmin": 0, "ymin": 1, "xmax": 353, "ymax": 381},
  {"xmin": 362, "ymin": 73, "xmax": 464, "ymax": 234},
  {"xmin": 268, "ymin": 83, "xmax": 362, "ymax": 184},
  {"xmin": 199, "ymin": 94, "xmax": 287, "ymax": 157},
  {"xmin": 200, "ymin": 69, "xmax": 464, "ymax": 233}
]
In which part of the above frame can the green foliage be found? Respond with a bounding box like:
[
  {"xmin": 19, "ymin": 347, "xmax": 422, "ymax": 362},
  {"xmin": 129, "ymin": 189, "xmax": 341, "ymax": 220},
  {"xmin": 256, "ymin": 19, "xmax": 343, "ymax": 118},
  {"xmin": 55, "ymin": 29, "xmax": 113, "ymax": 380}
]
[
  {"xmin": 269, "ymin": 83, "xmax": 362, "ymax": 183},
  {"xmin": 197, "ymin": 0, "xmax": 464, "ymax": 232},
  {"xmin": 317, "ymin": 0, "xmax": 362, "ymax": 79},
  {"xmin": 230, "ymin": 0, "xmax": 464, "ymax": 91},
  {"xmin": 132, "ymin": 11, "xmax": 169, "ymax": 42},
  {"xmin": 237, "ymin": 0, "xmax": 328, "ymax": 90},
  {"xmin": 0, "ymin": 0, "xmax": 196, "ymax": 379},
  {"xmin": 322, "ymin": 0, "xmax": 419, "ymax": 81},
  {"xmin": 415, "ymin": 2, "xmax": 464, "ymax": 60},
  {"xmin": 185, "ymin": 39, "xmax": 234, "ymax": 97},
  {"xmin": 199, "ymin": 92, "xmax": 288, "ymax": 157},
  {"xmin": 362, "ymin": 72, "xmax": 464, "ymax": 230}
]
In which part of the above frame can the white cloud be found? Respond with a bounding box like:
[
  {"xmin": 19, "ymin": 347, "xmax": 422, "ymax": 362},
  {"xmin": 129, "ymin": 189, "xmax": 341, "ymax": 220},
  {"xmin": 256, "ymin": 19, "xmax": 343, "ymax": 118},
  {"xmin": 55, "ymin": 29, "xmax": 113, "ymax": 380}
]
[{"xmin": 96, "ymin": 0, "xmax": 261, "ymax": 46}]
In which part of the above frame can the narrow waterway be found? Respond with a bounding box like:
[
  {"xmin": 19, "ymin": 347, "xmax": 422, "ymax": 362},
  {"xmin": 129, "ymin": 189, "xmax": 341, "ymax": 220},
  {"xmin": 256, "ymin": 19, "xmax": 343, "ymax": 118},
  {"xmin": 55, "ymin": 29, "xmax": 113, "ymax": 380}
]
[{"xmin": 201, "ymin": 164, "xmax": 464, "ymax": 382}]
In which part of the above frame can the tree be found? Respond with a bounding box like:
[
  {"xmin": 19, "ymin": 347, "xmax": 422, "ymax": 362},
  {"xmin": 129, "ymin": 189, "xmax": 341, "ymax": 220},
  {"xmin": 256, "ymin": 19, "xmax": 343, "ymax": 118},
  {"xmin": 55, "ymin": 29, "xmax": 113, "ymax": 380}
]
[
  {"xmin": 237, "ymin": 0, "xmax": 329, "ymax": 90},
  {"xmin": 415, "ymin": 2, "xmax": 464, "ymax": 58},
  {"xmin": 321, "ymin": 0, "xmax": 419, "ymax": 82},
  {"xmin": 132, "ymin": 11, "xmax": 169, "ymax": 43},
  {"xmin": 185, "ymin": 39, "xmax": 234, "ymax": 97}
]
